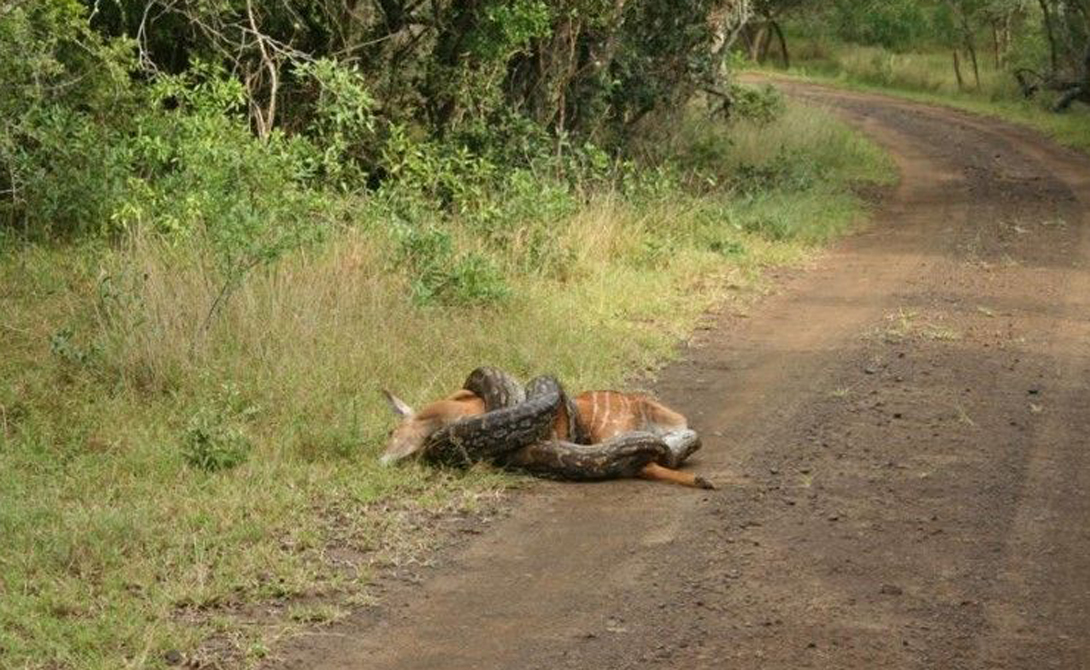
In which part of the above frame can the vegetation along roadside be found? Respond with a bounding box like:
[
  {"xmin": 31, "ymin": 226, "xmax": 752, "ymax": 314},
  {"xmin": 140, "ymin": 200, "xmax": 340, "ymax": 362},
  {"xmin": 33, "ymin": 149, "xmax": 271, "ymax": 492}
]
[
  {"xmin": 743, "ymin": 0, "xmax": 1090, "ymax": 153},
  {"xmin": 0, "ymin": 2, "xmax": 893, "ymax": 668}
]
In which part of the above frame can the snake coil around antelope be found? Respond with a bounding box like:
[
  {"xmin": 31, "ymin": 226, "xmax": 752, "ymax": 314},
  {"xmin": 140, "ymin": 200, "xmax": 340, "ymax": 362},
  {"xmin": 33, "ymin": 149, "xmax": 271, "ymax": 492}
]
[{"xmin": 422, "ymin": 367, "xmax": 701, "ymax": 481}]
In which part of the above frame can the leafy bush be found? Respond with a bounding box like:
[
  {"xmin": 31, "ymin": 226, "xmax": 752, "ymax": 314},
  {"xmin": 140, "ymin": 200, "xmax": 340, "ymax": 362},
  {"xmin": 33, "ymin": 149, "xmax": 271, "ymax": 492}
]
[
  {"xmin": 730, "ymin": 84, "xmax": 787, "ymax": 125},
  {"xmin": 829, "ymin": 0, "xmax": 936, "ymax": 51},
  {"xmin": 0, "ymin": 1, "xmax": 138, "ymax": 237},
  {"xmin": 692, "ymin": 204, "xmax": 747, "ymax": 256},
  {"xmin": 296, "ymin": 58, "xmax": 378, "ymax": 189},
  {"xmin": 49, "ymin": 327, "xmax": 101, "ymax": 369},
  {"xmin": 392, "ymin": 225, "xmax": 509, "ymax": 306},
  {"xmin": 181, "ymin": 387, "xmax": 256, "ymax": 472}
]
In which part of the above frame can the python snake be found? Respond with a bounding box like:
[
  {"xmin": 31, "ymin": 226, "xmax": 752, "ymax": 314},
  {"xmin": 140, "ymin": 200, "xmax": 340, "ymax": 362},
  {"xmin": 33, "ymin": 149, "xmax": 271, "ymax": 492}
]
[{"xmin": 422, "ymin": 367, "xmax": 701, "ymax": 481}]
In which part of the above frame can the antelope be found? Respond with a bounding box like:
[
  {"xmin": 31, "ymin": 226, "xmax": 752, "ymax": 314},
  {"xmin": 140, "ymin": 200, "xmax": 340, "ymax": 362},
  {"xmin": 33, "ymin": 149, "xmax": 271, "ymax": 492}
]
[{"xmin": 381, "ymin": 386, "xmax": 713, "ymax": 489}]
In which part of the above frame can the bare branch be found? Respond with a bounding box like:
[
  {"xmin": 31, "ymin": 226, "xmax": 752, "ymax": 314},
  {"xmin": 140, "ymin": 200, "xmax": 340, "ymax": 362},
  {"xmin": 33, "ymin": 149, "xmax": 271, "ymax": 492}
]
[{"xmin": 246, "ymin": 0, "xmax": 279, "ymax": 138}]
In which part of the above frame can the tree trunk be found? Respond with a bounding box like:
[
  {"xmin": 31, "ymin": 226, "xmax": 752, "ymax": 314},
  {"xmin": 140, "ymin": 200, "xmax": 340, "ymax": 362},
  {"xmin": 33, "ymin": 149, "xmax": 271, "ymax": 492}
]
[
  {"xmin": 709, "ymin": 0, "xmax": 753, "ymax": 58},
  {"xmin": 427, "ymin": 1, "xmax": 482, "ymax": 132},
  {"xmin": 770, "ymin": 20, "xmax": 790, "ymax": 69},
  {"xmin": 1038, "ymin": 0, "xmax": 1059, "ymax": 74},
  {"xmin": 1085, "ymin": 36, "xmax": 1090, "ymax": 81},
  {"xmin": 953, "ymin": 9, "xmax": 981, "ymax": 90},
  {"xmin": 966, "ymin": 35, "xmax": 981, "ymax": 89},
  {"xmin": 953, "ymin": 50, "xmax": 965, "ymax": 91},
  {"xmin": 1003, "ymin": 12, "xmax": 1014, "ymax": 66},
  {"xmin": 1014, "ymin": 68, "xmax": 1041, "ymax": 97},
  {"xmin": 749, "ymin": 24, "xmax": 768, "ymax": 62}
]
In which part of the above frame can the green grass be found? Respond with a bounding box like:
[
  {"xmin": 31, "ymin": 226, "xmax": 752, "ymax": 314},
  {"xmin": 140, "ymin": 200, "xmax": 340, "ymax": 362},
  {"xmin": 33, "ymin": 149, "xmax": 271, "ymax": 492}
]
[
  {"xmin": 759, "ymin": 39, "xmax": 1090, "ymax": 154},
  {"xmin": 0, "ymin": 100, "xmax": 893, "ymax": 669}
]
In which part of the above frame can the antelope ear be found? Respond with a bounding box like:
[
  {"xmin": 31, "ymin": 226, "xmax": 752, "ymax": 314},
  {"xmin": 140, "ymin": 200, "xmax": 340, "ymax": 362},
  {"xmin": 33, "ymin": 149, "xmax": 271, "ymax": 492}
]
[{"xmin": 382, "ymin": 389, "xmax": 414, "ymax": 417}]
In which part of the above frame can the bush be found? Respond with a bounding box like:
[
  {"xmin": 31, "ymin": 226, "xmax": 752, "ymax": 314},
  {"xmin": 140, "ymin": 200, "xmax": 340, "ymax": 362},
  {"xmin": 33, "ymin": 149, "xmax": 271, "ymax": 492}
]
[
  {"xmin": 295, "ymin": 58, "xmax": 378, "ymax": 189},
  {"xmin": 730, "ymin": 84, "xmax": 787, "ymax": 125},
  {"xmin": 392, "ymin": 225, "xmax": 510, "ymax": 306},
  {"xmin": 49, "ymin": 327, "xmax": 101, "ymax": 369},
  {"xmin": 829, "ymin": 0, "xmax": 935, "ymax": 51},
  {"xmin": 181, "ymin": 387, "xmax": 256, "ymax": 472},
  {"xmin": 0, "ymin": 1, "xmax": 138, "ymax": 237}
]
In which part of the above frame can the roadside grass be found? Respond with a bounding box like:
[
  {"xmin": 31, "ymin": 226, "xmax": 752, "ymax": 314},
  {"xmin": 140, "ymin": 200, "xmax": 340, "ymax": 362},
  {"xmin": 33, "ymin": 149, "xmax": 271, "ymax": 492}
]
[
  {"xmin": 760, "ymin": 39, "xmax": 1090, "ymax": 154},
  {"xmin": 0, "ymin": 100, "xmax": 894, "ymax": 669}
]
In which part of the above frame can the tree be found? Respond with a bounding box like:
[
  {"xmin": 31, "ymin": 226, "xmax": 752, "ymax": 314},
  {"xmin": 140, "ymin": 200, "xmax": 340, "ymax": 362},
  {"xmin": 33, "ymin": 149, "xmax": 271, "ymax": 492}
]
[
  {"xmin": 744, "ymin": 0, "xmax": 805, "ymax": 67},
  {"xmin": 947, "ymin": 0, "xmax": 986, "ymax": 89},
  {"xmin": 981, "ymin": 0, "xmax": 1030, "ymax": 67},
  {"xmin": 94, "ymin": 0, "xmax": 757, "ymax": 145}
]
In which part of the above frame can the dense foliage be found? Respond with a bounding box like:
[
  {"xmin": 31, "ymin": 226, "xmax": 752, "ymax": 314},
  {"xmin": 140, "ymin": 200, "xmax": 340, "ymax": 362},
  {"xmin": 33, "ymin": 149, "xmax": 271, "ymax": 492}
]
[{"xmin": 0, "ymin": 0, "xmax": 757, "ymax": 242}]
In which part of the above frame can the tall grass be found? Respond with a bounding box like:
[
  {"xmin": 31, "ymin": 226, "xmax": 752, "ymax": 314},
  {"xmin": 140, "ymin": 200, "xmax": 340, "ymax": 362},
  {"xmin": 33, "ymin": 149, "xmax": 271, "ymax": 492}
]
[
  {"xmin": 770, "ymin": 38, "xmax": 1090, "ymax": 153},
  {"xmin": 0, "ymin": 100, "xmax": 893, "ymax": 669},
  {"xmin": 790, "ymin": 41, "xmax": 1019, "ymax": 100}
]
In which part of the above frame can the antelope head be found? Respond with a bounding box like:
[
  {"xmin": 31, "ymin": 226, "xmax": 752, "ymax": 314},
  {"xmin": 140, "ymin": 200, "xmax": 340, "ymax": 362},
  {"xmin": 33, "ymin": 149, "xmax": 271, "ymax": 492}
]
[
  {"xmin": 379, "ymin": 388, "xmax": 486, "ymax": 465},
  {"xmin": 380, "ymin": 390, "xmax": 429, "ymax": 465}
]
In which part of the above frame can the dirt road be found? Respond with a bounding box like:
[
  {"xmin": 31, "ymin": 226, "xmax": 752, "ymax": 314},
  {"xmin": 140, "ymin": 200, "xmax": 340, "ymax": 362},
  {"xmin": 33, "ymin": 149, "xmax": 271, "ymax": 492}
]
[{"xmin": 274, "ymin": 83, "xmax": 1090, "ymax": 669}]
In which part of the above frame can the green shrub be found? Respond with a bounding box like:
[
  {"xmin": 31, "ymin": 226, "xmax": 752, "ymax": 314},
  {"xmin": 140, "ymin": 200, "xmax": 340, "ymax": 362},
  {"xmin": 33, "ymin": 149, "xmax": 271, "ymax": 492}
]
[
  {"xmin": 392, "ymin": 225, "xmax": 510, "ymax": 306},
  {"xmin": 49, "ymin": 327, "xmax": 101, "ymax": 369},
  {"xmin": 181, "ymin": 387, "xmax": 256, "ymax": 472},
  {"xmin": 829, "ymin": 0, "xmax": 936, "ymax": 51},
  {"xmin": 0, "ymin": 0, "xmax": 138, "ymax": 237},
  {"xmin": 733, "ymin": 146, "xmax": 818, "ymax": 194},
  {"xmin": 296, "ymin": 58, "xmax": 378, "ymax": 190},
  {"xmin": 730, "ymin": 84, "xmax": 787, "ymax": 125}
]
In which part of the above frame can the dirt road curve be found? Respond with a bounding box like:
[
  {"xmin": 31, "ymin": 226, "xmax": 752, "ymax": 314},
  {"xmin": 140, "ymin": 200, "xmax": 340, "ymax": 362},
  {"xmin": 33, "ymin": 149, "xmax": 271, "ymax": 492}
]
[{"xmin": 274, "ymin": 82, "xmax": 1090, "ymax": 669}]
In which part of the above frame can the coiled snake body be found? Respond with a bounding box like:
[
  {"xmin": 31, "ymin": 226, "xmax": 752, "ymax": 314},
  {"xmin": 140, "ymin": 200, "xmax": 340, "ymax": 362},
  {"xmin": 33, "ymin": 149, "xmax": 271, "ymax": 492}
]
[{"xmin": 422, "ymin": 367, "xmax": 702, "ymax": 482}]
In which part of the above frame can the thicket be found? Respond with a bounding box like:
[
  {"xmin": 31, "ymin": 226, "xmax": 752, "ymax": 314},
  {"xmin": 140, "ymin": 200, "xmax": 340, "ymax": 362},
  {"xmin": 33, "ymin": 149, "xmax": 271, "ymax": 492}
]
[
  {"xmin": 0, "ymin": 0, "xmax": 752, "ymax": 239},
  {"xmin": 0, "ymin": 0, "xmax": 792, "ymax": 326}
]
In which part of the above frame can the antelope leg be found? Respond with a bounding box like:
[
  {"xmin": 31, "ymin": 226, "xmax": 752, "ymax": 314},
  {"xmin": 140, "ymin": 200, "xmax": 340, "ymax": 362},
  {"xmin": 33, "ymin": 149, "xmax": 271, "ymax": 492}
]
[{"xmin": 638, "ymin": 463, "xmax": 716, "ymax": 490}]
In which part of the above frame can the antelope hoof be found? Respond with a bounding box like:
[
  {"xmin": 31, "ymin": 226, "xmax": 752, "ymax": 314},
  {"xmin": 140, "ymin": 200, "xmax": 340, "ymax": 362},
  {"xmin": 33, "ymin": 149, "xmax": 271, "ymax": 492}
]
[{"xmin": 694, "ymin": 475, "xmax": 716, "ymax": 490}]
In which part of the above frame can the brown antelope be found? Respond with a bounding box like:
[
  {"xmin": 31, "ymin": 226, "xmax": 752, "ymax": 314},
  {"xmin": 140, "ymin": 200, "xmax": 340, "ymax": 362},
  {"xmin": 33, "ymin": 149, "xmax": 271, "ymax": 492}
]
[{"xmin": 381, "ymin": 387, "xmax": 712, "ymax": 489}]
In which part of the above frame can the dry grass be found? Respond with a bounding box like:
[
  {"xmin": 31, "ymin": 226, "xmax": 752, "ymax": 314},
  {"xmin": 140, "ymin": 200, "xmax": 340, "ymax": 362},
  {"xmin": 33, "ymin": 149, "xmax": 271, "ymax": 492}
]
[{"xmin": 831, "ymin": 46, "xmax": 1016, "ymax": 99}]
